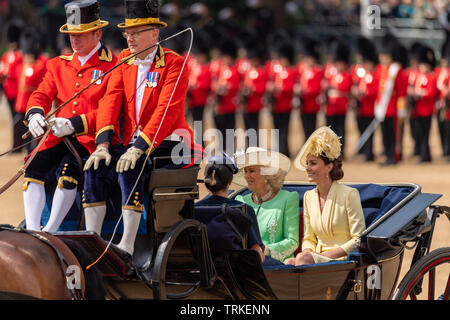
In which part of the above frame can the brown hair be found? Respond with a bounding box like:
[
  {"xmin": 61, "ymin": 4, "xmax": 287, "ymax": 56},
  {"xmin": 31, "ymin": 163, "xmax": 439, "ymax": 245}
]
[{"xmin": 320, "ymin": 155, "xmax": 344, "ymax": 181}]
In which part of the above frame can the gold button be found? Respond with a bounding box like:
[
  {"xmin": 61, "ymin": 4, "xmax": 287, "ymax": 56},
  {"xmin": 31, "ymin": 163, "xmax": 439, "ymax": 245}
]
[
  {"xmin": 75, "ymin": 83, "xmax": 80, "ymax": 87},
  {"xmin": 72, "ymin": 110, "xmax": 77, "ymax": 115},
  {"xmin": 73, "ymin": 101, "xmax": 78, "ymax": 106},
  {"xmin": 138, "ymin": 125, "xmax": 142, "ymax": 130},
  {"xmin": 78, "ymin": 73, "xmax": 83, "ymax": 78}
]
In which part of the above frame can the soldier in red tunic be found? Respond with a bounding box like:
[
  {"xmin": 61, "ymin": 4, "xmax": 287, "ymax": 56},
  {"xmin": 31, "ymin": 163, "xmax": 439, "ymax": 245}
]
[
  {"xmin": 409, "ymin": 46, "xmax": 437, "ymax": 162},
  {"xmin": 241, "ymin": 40, "xmax": 269, "ymax": 144},
  {"xmin": 0, "ymin": 21, "xmax": 23, "ymax": 150},
  {"xmin": 374, "ymin": 34, "xmax": 407, "ymax": 166},
  {"xmin": 269, "ymin": 42, "xmax": 297, "ymax": 157},
  {"xmin": 212, "ymin": 39, "xmax": 241, "ymax": 153},
  {"xmin": 187, "ymin": 33, "xmax": 211, "ymax": 145},
  {"xmin": 324, "ymin": 41, "xmax": 352, "ymax": 157},
  {"xmin": 13, "ymin": 29, "xmax": 47, "ymax": 154},
  {"xmin": 295, "ymin": 37, "xmax": 323, "ymax": 141},
  {"xmin": 406, "ymin": 42, "xmax": 425, "ymax": 157},
  {"xmin": 84, "ymin": 0, "xmax": 202, "ymax": 259},
  {"xmin": 352, "ymin": 37, "xmax": 379, "ymax": 162},
  {"xmin": 435, "ymin": 42, "xmax": 450, "ymax": 158},
  {"xmin": 22, "ymin": 0, "xmax": 118, "ymax": 232}
]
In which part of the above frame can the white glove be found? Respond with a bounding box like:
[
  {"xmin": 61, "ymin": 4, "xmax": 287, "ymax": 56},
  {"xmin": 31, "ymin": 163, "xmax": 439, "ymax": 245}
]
[
  {"xmin": 49, "ymin": 117, "xmax": 75, "ymax": 138},
  {"xmin": 83, "ymin": 146, "xmax": 111, "ymax": 171},
  {"xmin": 28, "ymin": 113, "xmax": 47, "ymax": 138},
  {"xmin": 116, "ymin": 147, "xmax": 144, "ymax": 173}
]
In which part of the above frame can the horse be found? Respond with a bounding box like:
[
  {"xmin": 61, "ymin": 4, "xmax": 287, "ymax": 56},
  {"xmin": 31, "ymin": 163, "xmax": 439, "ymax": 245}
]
[{"xmin": 0, "ymin": 225, "xmax": 105, "ymax": 300}]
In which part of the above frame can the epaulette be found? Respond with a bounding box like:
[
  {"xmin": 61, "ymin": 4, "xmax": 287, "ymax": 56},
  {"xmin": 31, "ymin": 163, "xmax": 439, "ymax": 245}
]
[
  {"xmin": 98, "ymin": 46, "xmax": 113, "ymax": 63},
  {"xmin": 59, "ymin": 53, "xmax": 75, "ymax": 61}
]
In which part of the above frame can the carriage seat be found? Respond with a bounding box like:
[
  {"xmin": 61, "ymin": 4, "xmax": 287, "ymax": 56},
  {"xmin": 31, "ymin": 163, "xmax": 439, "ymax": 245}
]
[
  {"xmin": 234, "ymin": 183, "xmax": 416, "ymax": 257},
  {"xmin": 132, "ymin": 165, "xmax": 200, "ymax": 271}
]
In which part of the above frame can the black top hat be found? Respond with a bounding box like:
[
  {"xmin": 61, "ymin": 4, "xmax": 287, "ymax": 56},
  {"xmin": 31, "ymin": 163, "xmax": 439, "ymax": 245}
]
[
  {"xmin": 118, "ymin": 0, "xmax": 167, "ymax": 28},
  {"xmin": 60, "ymin": 0, "xmax": 108, "ymax": 33}
]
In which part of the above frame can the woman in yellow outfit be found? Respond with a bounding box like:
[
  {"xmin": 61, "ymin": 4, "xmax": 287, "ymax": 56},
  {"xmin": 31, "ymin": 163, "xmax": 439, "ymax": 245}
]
[{"xmin": 284, "ymin": 126, "xmax": 366, "ymax": 266}]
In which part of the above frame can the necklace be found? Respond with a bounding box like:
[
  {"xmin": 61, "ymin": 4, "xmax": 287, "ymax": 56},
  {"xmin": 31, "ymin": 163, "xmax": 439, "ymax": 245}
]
[{"xmin": 252, "ymin": 189, "xmax": 273, "ymax": 205}]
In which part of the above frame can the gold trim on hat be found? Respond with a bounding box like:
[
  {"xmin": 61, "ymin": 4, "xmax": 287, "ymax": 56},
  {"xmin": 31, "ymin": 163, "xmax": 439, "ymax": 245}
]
[
  {"xmin": 117, "ymin": 17, "xmax": 167, "ymax": 28},
  {"xmin": 60, "ymin": 19, "xmax": 109, "ymax": 34}
]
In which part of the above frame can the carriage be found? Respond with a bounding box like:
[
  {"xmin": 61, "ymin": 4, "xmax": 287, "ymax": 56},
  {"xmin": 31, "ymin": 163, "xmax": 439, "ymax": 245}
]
[{"xmin": 6, "ymin": 159, "xmax": 450, "ymax": 300}]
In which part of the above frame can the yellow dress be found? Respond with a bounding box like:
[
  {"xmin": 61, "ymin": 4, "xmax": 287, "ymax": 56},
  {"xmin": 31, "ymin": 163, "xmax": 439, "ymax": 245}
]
[{"xmin": 302, "ymin": 181, "xmax": 366, "ymax": 264}]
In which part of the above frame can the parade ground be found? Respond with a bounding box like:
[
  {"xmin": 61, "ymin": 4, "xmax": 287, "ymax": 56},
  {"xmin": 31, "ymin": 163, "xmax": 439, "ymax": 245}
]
[{"xmin": 0, "ymin": 94, "xmax": 448, "ymax": 296}]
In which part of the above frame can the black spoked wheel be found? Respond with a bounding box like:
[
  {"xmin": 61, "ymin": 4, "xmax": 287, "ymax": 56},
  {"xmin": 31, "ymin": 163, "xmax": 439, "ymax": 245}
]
[
  {"xmin": 392, "ymin": 247, "xmax": 450, "ymax": 300},
  {"xmin": 151, "ymin": 219, "xmax": 209, "ymax": 300}
]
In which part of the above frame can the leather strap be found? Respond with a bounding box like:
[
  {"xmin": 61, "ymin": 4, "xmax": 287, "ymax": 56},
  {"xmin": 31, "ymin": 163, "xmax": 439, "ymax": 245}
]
[
  {"xmin": 0, "ymin": 129, "xmax": 51, "ymax": 196},
  {"xmin": 0, "ymin": 225, "xmax": 84, "ymax": 299}
]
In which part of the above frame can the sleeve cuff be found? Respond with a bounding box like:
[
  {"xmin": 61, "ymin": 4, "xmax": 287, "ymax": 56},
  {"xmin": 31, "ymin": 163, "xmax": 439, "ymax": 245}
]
[
  {"xmin": 95, "ymin": 125, "xmax": 115, "ymax": 144},
  {"xmin": 24, "ymin": 107, "xmax": 45, "ymax": 126},
  {"xmin": 69, "ymin": 114, "xmax": 88, "ymax": 136},
  {"xmin": 134, "ymin": 133, "xmax": 156, "ymax": 154}
]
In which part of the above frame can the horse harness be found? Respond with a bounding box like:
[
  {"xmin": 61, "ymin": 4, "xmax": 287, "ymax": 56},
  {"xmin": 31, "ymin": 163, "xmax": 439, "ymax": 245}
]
[{"xmin": 0, "ymin": 225, "xmax": 85, "ymax": 300}]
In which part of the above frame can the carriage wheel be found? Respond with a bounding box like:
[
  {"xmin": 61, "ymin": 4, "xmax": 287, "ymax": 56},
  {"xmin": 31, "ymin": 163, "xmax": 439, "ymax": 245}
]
[
  {"xmin": 151, "ymin": 219, "xmax": 206, "ymax": 300},
  {"xmin": 392, "ymin": 247, "xmax": 450, "ymax": 300}
]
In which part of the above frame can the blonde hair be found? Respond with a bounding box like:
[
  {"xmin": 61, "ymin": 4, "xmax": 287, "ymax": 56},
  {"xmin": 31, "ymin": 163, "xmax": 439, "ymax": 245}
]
[{"xmin": 263, "ymin": 167, "xmax": 288, "ymax": 192}]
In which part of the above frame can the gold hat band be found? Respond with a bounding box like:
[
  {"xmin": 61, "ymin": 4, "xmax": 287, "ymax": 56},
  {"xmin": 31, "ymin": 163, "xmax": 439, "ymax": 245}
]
[
  {"xmin": 59, "ymin": 19, "xmax": 109, "ymax": 34},
  {"xmin": 117, "ymin": 17, "xmax": 167, "ymax": 28}
]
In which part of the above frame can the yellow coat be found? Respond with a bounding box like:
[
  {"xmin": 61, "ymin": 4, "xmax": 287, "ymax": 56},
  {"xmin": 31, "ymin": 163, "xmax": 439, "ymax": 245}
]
[{"xmin": 302, "ymin": 181, "xmax": 366, "ymax": 255}]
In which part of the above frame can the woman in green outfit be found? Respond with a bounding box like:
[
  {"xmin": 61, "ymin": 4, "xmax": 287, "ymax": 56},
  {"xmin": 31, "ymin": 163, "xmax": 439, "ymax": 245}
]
[{"xmin": 234, "ymin": 147, "xmax": 299, "ymax": 264}]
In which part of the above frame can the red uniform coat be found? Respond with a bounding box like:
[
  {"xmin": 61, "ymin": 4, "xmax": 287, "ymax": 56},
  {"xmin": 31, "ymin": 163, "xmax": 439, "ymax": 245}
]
[
  {"xmin": 0, "ymin": 49, "xmax": 22, "ymax": 100},
  {"xmin": 96, "ymin": 46, "xmax": 199, "ymax": 157},
  {"xmin": 300, "ymin": 65, "xmax": 323, "ymax": 114},
  {"xmin": 357, "ymin": 68, "xmax": 378, "ymax": 117},
  {"xmin": 374, "ymin": 64, "xmax": 407, "ymax": 117},
  {"xmin": 411, "ymin": 72, "xmax": 437, "ymax": 118},
  {"xmin": 188, "ymin": 59, "xmax": 211, "ymax": 108},
  {"xmin": 272, "ymin": 65, "xmax": 297, "ymax": 113},
  {"xmin": 26, "ymin": 45, "xmax": 119, "ymax": 154},
  {"xmin": 326, "ymin": 70, "xmax": 352, "ymax": 116},
  {"xmin": 214, "ymin": 63, "xmax": 241, "ymax": 115},
  {"xmin": 242, "ymin": 65, "xmax": 269, "ymax": 113},
  {"xmin": 15, "ymin": 59, "xmax": 47, "ymax": 113},
  {"xmin": 435, "ymin": 66, "xmax": 449, "ymax": 100}
]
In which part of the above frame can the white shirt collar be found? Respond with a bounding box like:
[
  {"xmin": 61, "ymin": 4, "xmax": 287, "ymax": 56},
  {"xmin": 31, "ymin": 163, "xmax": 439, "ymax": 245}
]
[
  {"xmin": 78, "ymin": 42, "xmax": 102, "ymax": 67},
  {"xmin": 133, "ymin": 47, "xmax": 158, "ymax": 66}
]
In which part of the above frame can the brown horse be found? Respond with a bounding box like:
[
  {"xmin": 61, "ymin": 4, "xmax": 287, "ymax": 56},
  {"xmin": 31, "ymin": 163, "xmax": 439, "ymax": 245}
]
[{"xmin": 0, "ymin": 227, "xmax": 105, "ymax": 299}]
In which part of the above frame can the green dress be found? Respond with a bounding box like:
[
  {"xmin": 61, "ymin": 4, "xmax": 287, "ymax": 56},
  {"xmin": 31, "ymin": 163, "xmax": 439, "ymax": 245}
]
[{"xmin": 236, "ymin": 190, "xmax": 300, "ymax": 261}]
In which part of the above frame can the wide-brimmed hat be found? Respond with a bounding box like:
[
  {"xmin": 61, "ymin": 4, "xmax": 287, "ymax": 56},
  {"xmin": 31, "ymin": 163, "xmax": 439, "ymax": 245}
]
[
  {"xmin": 294, "ymin": 126, "xmax": 342, "ymax": 171},
  {"xmin": 232, "ymin": 147, "xmax": 291, "ymax": 186},
  {"xmin": 60, "ymin": 0, "xmax": 109, "ymax": 34},
  {"xmin": 118, "ymin": 0, "xmax": 167, "ymax": 29}
]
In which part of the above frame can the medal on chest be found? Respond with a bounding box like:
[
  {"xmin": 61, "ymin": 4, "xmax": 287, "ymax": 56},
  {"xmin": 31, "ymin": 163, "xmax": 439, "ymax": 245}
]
[
  {"xmin": 91, "ymin": 70, "xmax": 102, "ymax": 84},
  {"xmin": 146, "ymin": 71, "xmax": 160, "ymax": 88}
]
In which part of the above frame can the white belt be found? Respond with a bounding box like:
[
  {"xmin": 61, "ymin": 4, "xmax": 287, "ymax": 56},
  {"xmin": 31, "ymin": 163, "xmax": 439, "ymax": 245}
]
[{"xmin": 130, "ymin": 130, "xmax": 182, "ymax": 145}]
